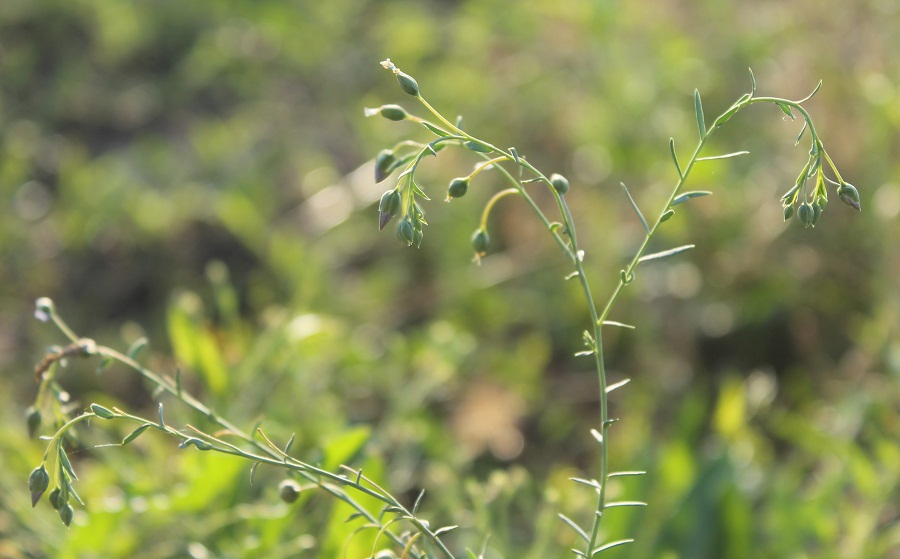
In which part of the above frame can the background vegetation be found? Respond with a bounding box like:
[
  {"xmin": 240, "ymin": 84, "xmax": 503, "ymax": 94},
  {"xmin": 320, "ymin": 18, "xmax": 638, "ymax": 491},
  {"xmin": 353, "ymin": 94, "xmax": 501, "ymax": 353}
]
[{"xmin": 1, "ymin": 0, "xmax": 898, "ymax": 557}]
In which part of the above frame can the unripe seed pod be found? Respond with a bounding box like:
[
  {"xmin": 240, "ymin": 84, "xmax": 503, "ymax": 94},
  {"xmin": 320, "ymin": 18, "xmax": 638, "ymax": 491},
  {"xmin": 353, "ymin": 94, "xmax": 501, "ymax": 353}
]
[
  {"xmin": 448, "ymin": 177, "xmax": 469, "ymax": 199},
  {"xmin": 375, "ymin": 150, "xmax": 395, "ymax": 183},
  {"xmin": 279, "ymin": 479, "xmax": 302, "ymax": 503},
  {"xmin": 387, "ymin": 190, "xmax": 402, "ymax": 215},
  {"xmin": 378, "ymin": 104, "xmax": 408, "ymax": 121},
  {"xmin": 797, "ymin": 202, "xmax": 815, "ymax": 228},
  {"xmin": 379, "ymin": 190, "xmax": 401, "ymax": 230},
  {"xmin": 783, "ymin": 205, "xmax": 794, "ymax": 221},
  {"xmin": 550, "ymin": 173, "xmax": 570, "ymax": 195},
  {"xmin": 398, "ymin": 218, "xmax": 415, "ymax": 245},
  {"xmin": 471, "ymin": 229, "xmax": 490, "ymax": 254},
  {"xmin": 29, "ymin": 465, "xmax": 50, "ymax": 507},
  {"xmin": 397, "ymin": 72, "xmax": 419, "ymax": 96},
  {"xmin": 838, "ymin": 182, "xmax": 861, "ymax": 211},
  {"xmin": 59, "ymin": 502, "xmax": 74, "ymax": 527}
]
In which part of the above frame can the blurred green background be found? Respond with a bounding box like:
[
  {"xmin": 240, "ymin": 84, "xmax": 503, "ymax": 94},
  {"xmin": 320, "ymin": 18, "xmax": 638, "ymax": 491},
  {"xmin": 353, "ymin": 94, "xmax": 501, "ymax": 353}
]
[{"xmin": 2, "ymin": 0, "xmax": 898, "ymax": 557}]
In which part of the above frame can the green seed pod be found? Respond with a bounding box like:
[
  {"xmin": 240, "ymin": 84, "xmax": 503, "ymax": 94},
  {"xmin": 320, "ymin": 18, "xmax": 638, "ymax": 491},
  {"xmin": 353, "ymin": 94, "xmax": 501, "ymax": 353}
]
[
  {"xmin": 278, "ymin": 479, "xmax": 302, "ymax": 504},
  {"xmin": 26, "ymin": 406, "xmax": 41, "ymax": 438},
  {"xmin": 378, "ymin": 190, "xmax": 399, "ymax": 230},
  {"xmin": 783, "ymin": 205, "xmax": 794, "ymax": 221},
  {"xmin": 387, "ymin": 190, "xmax": 402, "ymax": 214},
  {"xmin": 797, "ymin": 202, "xmax": 815, "ymax": 228},
  {"xmin": 838, "ymin": 182, "xmax": 861, "ymax": 211},
  {"xmin": 59, "ymin": 502, "xmax": 74, "ymax": 527},
  {"xmin": 378, "ymin": 104, "xmax": 408, "ymax": 121},
  {"xmin": 29, "ymin": 465, "xmax": 50, "ymax": 507},
  {"xmin": 448, "ymin": 177, "xmax": 469, "ymax": 199},
  {"xmin": 471, "ymin": 229, "xmax": 490, "ymax": 254},
  {"xmin": 397, "ymin": 71, "xmax": 419, "ymax": 96},
  {"xmin": 90, "ymin": 403, "xmax": 115, "ymax": 419},
  {"xmin": 550, "ymin": 173, "xmax": 570, "ymax": 195},
  {"xmin": 397, "ymin": 218, "xmax": 415, "ymax": 245},
  {"xmin": 48, "ymin": 488, "xmax": 62, "ymax": 510}
]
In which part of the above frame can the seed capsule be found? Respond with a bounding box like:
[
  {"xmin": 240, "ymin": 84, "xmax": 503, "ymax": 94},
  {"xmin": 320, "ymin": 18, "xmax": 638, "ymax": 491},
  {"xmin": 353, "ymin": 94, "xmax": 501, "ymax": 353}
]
[
  {"xmin": 29, "ymin": 466, "xmax": 50, "ymax": 507},
  {"xmin": 26, "ymin": 406, "xmax": 41, "ymax": 438},
  {"xmin": 48, "ymin": 488, "xmax": 62, "ymax": 510},
  {"xmin": 279, "ymin": 479, "xmax": 302, "ymax": 504},
  {"xmin": 838, "ymin": 182, "xmax": 861, "ymax": 211},
  {"xmin": 397, "ymin": 71, "xmax": 419, "ymax": 96},
  {"xmin": 471, "ymin": 229, "xmax": 490, "ymax": 254},
  {"xmin": 398, "ymin": 218, "xmax": 415, "ymax": 245},
  {"xmin": 550, "ymin": 173, "xmax": 570, "ymax": 195},
  {"xmin": 448, "ymin": 177, "xmax": 469, "ymax": 199},
  {"xmin": 59, "ymin": 503, "xmax": 74, "ymax": 527},
  {"xmin": 797, "ymin": 202, "xmax": 815, "ymax": 228},
  {"xmin": 378, "ymin": 104, "xmax": 408, "ymax": 121},
  {"xmin": 783, "ymin": 205, "xmax": 794, "ymax": 221}
]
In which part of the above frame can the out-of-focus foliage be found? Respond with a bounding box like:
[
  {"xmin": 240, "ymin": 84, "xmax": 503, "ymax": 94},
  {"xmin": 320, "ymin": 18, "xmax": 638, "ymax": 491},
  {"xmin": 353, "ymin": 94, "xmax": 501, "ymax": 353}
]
[{"xmin": 2, "ymin": 0, "xmax": 898, "ymax": 557}]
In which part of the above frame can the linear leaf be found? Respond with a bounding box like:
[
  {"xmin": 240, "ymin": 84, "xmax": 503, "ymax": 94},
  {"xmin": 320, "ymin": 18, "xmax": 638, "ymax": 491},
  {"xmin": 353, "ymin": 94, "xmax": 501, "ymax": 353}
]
[
  {"xmin": 749, "ymin": 67, "xmax": 757, "ymax": 95},
  {"xmin": 569, "ymin": 477, "xmax": 602, "ymax": 490},
  {"xmin": 672, "ymin": 191, "xmax": 712, "ymax": 206},
  {"xmin": 694, "ymin": 89, "xmax": 706, "ymax": 139},
  {"xmin": 606, "ymin": 378, "xmax": 631, "ymax": 394},
  {"xmin": 434, "ymin": 525, "xmax": 458, "ymax": 536},
  {"xmin": 122, "ymin": 424, "xmax": 152, "ymax": 445},
  {"xmin": 591, "ymin": 539, "xmax": 635, "ymax": 555},
  {"xmin": 638, "ymin": 244, "xmax": 695, "ymax": 263},
  {"xmin": 669, "ymin": 138, "xmax": 683, "ymax": 179},
  {"xmin": 795, "ymin": 120, "xmax": 808, "ymax": 145},
  {"xmin": 607, "ymin": 470, "xmax": 647, "ymax": 478},
  {"xmin": 620, "ymin": 182, "xmax": 649, "ymax": 234},
  {"xmin": 696, "ymin": 151, "xmax": 750, "ymax": 161},
  {"xmin": 558, "ymin": 514, "xmax": 590, "ymax": 542},
  {"xmin": 797, "ymin": 79, "xmax": 823, "ymax": 104},
  {"xmin": 604, "ymin": 501, "xmax": 648, "ymax": 508},
  {"xmin": 601, "ymin": 320, "xmax": 635, "ymax": 329},
  {"xmin": 421, "ymin": 121, "xmax": 449, "ymax": 137}
]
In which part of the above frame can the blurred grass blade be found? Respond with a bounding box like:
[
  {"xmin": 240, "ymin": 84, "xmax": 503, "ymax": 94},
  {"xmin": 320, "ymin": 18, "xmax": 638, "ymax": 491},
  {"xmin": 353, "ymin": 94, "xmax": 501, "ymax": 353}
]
[{"xmin": 620, "ymin": 182, "xmax": 650, "ymax": 234}]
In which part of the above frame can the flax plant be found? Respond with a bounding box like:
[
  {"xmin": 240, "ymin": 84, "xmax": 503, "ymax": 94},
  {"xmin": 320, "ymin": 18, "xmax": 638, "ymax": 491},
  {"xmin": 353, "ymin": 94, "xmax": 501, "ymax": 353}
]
[{"xmin": 27, "ymin": 59, "xmax": 858, "ymax": 558}]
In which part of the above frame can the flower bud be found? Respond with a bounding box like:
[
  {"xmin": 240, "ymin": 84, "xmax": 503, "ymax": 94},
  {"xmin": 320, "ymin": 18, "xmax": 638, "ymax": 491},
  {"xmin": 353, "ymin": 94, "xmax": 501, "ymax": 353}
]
[
  {"xmin": 26, "ymin": 406, "xmax": 41, "ymax": 438},
  {"xmin": 797, "ymin": 202, "xmax": 815, "ymax": 228},
  {"xmin": 397, "ymin": 218, "xmax": 415, "ymax": 245},
  {"xmin": 279, "ymin": 479, "xmax": 302, "ymax": 504},
  {"xmin": 447, "ymin": 177, "xmax": 469, "ymax": 199},
  {"xmin": 59, "ymin": 502, "xmax": 74, "ymax": 527},
  {"xmin": 378, "ymin": 104, "xmax": 408, "ymax": 121},
  {"xmin": 29, "ymin": 465, "xmax": 50, "ymax": 507},
  {"xmin": 550, "ymin": 173, "xmax": 570, "ymax": 195},
  {"xmin": 471, "ymin": 229, "xmax": 490, "ymax": 254},
  {"xmin": 783, "ymin": 205, "xmax": 794, "ymax": 221},
  {"xmin": 374, "ymin": 149, "xmax": 395, "ymax": 183},
  {"xmin": 838, "ymin": 182, "xmax": 861, "ymax": 211},
  {"xmin": 397, "ymin": 71, "xmax": 419, "ymax": 96}
]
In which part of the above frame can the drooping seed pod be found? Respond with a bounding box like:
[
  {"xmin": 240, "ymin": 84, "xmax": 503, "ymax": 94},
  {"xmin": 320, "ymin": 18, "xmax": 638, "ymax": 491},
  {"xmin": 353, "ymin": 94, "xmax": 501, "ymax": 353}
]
[
  {"xmin": 59, "ymin": 502, "xmax": 74, "ymax": 527},
  {"xmin": 378, "ymin": 104, "xmax": 408, "ymax": 121},
  {"xmin": 375, "ymin": 150, "xmax": 396, "ymax": 183},
  {"xmin": 398, "ymin": 218, "xmax": 415, "ymax": 245},
  {"xmin": 48, "ymin": 488, "xmax": 62, "ymax": 510},
  {"xmin": 26, "ymin": 406, "xmax": 41, "ymax": 438},
  {"xmin": 471, "ymin": 229, "xmax": 490, "ymax": 254},
  {"xmin": 550, "ymin": 173, "xmax": 570, "ymax": 195},
  {"xmin": 279, "ymin": 479, "xmax": 302, "ymax": 504},
  {"xmin": 447, "ymin": 177, "xmax": 469, "ymax": 199},
  {"xmin": 838, "ymin": 182, "xmax": 861, "ymax": 211},
  {"xmin": 797, "ymin": 202, "xmax": 815, "ymax": 228},
  {"xmin": 397, "ymin": 71, "xmax": 419, "ymax": 96},
  {"xmin": 379, "ymin": 190, "xmax": 401, "ymax": 230}
]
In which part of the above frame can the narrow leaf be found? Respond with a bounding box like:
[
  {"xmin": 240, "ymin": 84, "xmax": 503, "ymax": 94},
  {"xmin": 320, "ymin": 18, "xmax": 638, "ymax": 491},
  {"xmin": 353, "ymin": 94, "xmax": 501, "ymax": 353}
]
[
  {"xmin": 591, "ymin": 539, "xmax": 635, "ymax": 555},
  {"xmin": 696, "ymin": 151, "xmax": 750, "ymax": 161},
  {"xmin": 412, "ymin": 489, "xmax": 426, "ymax": 514},
  {"xmin": 410, "ymin": 180, "xmax": 430, "ymax": 200},
  {"xmin": 421, "ymin": 121, "xmax": 449, "ymax": 137},
  {"xmin": 620, "ymin": 182, "xmax": 649, "ymax": 234},
  {"xmin": 749, "ymin": 67, "xmax": 757, "ymax": 95},
  {"xmin": 158, "ymin": 402, "xmax": 166, "ymax": 427},
  {"xmin": 96, "ymin": 356, "xmax": 113, "ymax": 375},
  {"xmin": 122, "ymin": 424, "xmax": 152, "ymax": 445},
  {"xmin": 508, "ymin": 147, "xmax": 520, "ymax": 164},
  {"xmin": 590, "ymin": 429, "xmax": 603, "ymax": 444},
  {"xmin": 607, "ymin": 471, "xmax": 647, "ymax": 478},
  {"xmin": 671, "ymin": 190, "xmax": 712, "ymax": 206},
  {"xmin": 638, "ymin": 244, "xmax": 695, "ymax": 263},
  {"xmin": 604, "ymin": 501, "xmax": 648, "ymax": 508},
  {"xmin": 58, "ymin": 448, "xmax": 77, "ymax": 481},
  {"xmin": 669, "ymin": 138, "xmax": 683, "ymax": 179},
  {"xmin": 558, "ymin": 514, "xmax": 590, "ymax": 542},
  {"xmin": 570, "ymin": 477, "xmax": 602, "ymax": 490},
  {"xmin": 465, "ymin": 141, "xmax": 491, "ymax": 153},
  {"xmin": 574, "ymin": 350, "xmax": 594, "ymax": 357},
  {"xmin": 434, "ymin": 525, "xmax": 458, "ymax": 536},
  {"xmin": 602, "ymin": 321, "xmax": 635, "ymax": 329},
  {"xmin": 606, "ymin": 378, "xmax": 631, "ymax": 394},
  {"xmin": 249, "ymin": 461, "xmax": 261, "ymax": 485},
  {"xmin": 283, "ymin": 433, "xmax": 296, "ymax": 456},
  {"xmin": 660, "ymin": 209, "xmax": 675, "ymax": 222},
  {"xmin": 694, "ymin": 89, "xmax": 706, "ymax": 138},
  {"xmin": 795, "ymin": 120, "xmax": 808, "ymax": 145},
  {"xmin": 127, "ymin": 337, "xmax": 148, "ymax": 360},
  {"xmin": 797, "ymin": 79, "xmax": 823, "ymax": 104}
]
